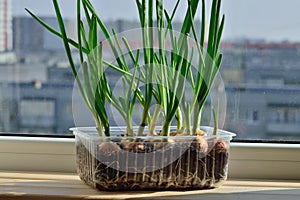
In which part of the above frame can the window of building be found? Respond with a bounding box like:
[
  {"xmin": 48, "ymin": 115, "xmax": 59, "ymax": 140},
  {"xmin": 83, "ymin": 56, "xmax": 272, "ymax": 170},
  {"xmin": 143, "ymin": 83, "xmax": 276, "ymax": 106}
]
[
  {"xmin": 252, "ymin": 110, "xmax": 259, "ymax": 121},
  {"xmin": 273, "ymin": 107, "xmax": 299, "ymax": 124},
  {"xmin": 0, "ymin": 0, "xmax": 299, "ymax": 143}
]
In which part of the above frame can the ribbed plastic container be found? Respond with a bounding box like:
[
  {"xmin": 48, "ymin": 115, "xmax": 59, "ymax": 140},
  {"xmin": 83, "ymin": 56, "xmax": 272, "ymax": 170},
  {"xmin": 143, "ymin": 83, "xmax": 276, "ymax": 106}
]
[{"xmin": 72, "ymin": 126, "xmax": 235, "ymax": 191}]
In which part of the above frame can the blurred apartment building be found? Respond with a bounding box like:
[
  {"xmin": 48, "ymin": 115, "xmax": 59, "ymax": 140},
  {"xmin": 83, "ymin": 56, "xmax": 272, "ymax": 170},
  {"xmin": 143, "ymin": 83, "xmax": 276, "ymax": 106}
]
[
  {"xmin": 221, "ymin": 42, "xmax": 300, "ymax": 140},
  {"xmin": 13, "ymin": 16, "xmax": 77, "ymax": 53},
  {"xmin": 0, "ymin": 0, "xmax": 12, "ymax": 52},
  {"xmin": 0, "ymin": 0, "xmax": 15, "ymax": 64},
  {"xmin": 1, "ymin": 14, "xmax": 76, "ymax": 134}
]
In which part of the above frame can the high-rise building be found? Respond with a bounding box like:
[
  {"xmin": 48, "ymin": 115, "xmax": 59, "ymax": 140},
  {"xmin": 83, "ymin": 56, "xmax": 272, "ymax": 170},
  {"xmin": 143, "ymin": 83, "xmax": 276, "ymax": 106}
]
[
  {"xmin": 0, "ymin": 0, "xmax": 12, "ymax": 52},
  {"xmin": 13, "ymin": 17, "xmax": 44, "ymax": 52},
  {"xmin": 13, "ymin": 16, "xmax": 75, "ymax": 53}
]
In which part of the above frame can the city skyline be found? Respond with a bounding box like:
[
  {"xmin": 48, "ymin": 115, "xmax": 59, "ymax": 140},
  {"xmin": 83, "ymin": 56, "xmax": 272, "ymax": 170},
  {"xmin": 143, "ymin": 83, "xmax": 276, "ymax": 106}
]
[{"xmin": 11, "ymin": 0, "xmax": 300, "ymax": 42}]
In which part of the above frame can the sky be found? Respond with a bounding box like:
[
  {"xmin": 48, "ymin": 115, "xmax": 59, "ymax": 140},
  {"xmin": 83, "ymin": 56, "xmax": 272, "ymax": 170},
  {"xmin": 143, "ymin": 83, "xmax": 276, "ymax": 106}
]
[{"xmin": 12, "ymin": 0, "xmax": 300, "ymax": 42}]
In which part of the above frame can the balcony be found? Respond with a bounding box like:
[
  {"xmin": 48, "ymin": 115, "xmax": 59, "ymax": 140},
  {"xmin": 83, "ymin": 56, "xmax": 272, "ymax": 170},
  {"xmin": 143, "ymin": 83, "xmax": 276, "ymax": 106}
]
[{"xmin": 267, "ymin": 123, "xmax": 300, "ymax": 135}]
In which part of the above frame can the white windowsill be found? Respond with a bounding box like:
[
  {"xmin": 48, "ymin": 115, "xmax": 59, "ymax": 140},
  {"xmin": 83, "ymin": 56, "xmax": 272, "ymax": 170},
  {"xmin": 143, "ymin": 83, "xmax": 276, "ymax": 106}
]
[{"xmin": 0, "ymin": 136, "xmax": 299, "ymax": 180}]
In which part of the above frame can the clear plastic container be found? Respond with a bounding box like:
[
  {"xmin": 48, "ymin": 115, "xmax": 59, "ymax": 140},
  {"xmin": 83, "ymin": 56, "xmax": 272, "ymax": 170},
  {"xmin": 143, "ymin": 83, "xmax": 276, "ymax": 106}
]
[{"xmin": 72, "ymin": 126, "xmax": 236, "ymax": 190}]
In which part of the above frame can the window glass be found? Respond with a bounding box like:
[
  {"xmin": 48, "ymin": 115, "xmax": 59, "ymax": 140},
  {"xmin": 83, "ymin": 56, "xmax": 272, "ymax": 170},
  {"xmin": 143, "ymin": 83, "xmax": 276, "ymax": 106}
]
[
  {"xmin": 219, "ymin": 1, "xmax": 300, "ymax": 141},
  {"xmin": 1, "ymin": 0, "xmax": 300, "ymax": 141}
]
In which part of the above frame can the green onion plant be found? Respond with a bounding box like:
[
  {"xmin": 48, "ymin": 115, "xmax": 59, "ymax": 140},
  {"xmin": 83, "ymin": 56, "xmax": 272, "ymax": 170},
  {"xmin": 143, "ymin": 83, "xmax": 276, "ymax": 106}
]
[{"xmin": 26, "ymin": 0, "xmax": 225, "ymax": 137}]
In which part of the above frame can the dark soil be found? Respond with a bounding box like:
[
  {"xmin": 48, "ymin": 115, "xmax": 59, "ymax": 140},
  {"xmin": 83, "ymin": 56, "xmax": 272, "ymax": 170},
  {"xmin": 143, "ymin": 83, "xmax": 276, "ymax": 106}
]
[{"xmin": 76, "ymin": 136, "xmax": 229, "ymax": 191}]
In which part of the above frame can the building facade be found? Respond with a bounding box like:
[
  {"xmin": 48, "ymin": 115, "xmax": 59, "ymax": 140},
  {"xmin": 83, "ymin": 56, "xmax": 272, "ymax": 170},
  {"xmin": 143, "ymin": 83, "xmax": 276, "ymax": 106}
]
[{"xmin": 0, "ymin": 0, "xmax": 12, "ymax": 52}]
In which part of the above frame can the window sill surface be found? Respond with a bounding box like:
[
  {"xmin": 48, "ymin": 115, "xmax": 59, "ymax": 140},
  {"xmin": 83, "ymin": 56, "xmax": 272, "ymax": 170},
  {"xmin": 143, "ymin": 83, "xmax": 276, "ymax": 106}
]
[{"xmin": 1, "ymin": 171, "xmax": 300, "ymax": 200}]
